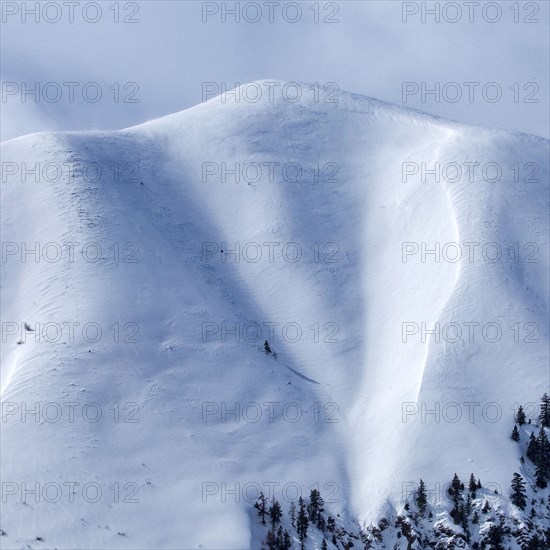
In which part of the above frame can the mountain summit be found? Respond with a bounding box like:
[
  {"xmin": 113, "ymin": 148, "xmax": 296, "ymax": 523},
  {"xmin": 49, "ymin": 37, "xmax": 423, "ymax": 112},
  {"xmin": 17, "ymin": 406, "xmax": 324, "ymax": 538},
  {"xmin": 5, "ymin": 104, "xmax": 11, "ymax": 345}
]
[{"xmin": 1, "ymin": 82, "xmax": 548, "ymax": 548}]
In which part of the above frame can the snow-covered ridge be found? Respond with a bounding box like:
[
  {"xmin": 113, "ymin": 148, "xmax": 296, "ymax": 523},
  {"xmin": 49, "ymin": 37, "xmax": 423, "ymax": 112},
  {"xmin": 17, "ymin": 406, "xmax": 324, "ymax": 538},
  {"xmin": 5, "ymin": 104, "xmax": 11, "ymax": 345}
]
[
  {"xmin": 1, "ymin": 82, "xmax": 548, "ymax": 548},
  {"xmin": 127, "ymin": 80, "xmax": 548, "ymax": 141}
]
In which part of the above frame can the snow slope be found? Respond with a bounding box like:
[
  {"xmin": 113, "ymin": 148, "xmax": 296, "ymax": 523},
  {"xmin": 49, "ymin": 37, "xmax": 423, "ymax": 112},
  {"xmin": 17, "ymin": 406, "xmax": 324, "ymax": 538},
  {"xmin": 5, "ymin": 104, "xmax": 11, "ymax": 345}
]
[{"xmin": 1, "ymin": 80, "xmax": 548, "ymax": 548}]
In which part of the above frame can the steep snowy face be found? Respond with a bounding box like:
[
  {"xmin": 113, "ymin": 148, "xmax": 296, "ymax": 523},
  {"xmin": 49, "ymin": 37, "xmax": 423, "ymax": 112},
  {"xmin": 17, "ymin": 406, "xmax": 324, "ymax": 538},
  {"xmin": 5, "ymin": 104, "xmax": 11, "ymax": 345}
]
[{"xmin": 1, "ymin": 81, "xmax": 548, "ymax": 547}]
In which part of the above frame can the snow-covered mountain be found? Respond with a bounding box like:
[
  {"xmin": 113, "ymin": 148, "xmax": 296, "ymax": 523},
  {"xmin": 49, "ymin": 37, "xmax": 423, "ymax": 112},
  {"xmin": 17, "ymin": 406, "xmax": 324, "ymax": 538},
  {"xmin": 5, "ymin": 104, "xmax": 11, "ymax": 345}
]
[{"xmin": 1, "ymin": 80, "xmax": 548, "ymax": 549}]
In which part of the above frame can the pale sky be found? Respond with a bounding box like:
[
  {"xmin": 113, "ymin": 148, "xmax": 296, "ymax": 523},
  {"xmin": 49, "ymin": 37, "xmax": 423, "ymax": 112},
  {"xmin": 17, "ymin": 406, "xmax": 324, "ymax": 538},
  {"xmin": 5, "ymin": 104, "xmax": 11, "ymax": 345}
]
[{"xmin": 1, "ymin": 0, "xmax": 549, "ymax": 140}]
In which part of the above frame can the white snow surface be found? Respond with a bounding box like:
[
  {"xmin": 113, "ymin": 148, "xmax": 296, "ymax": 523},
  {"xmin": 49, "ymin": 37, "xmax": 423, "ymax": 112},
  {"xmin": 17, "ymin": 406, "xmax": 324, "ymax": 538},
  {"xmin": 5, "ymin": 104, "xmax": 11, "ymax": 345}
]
[{"xmin": 1, "ymin": 80, "xmax": 549, "ymax": 548}]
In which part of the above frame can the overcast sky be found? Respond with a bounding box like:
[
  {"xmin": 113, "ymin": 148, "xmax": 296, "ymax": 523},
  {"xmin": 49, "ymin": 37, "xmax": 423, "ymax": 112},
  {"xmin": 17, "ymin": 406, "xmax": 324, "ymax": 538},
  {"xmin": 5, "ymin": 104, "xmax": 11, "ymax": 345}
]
[{"xmin": 1, "ymin": 0, "xmax": 549, "ymax": 141}]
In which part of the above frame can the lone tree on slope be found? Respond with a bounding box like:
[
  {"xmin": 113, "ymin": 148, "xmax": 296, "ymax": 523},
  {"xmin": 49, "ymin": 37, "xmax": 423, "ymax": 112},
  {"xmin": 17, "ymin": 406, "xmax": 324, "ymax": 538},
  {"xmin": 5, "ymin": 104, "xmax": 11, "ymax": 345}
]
[
  {"xmin": 516, "ymin": 405, "xmax": 526, "ymax": 426},
  {"xmin": 416, "ymin": 479, "xmax": 428, "ymax": 514}
]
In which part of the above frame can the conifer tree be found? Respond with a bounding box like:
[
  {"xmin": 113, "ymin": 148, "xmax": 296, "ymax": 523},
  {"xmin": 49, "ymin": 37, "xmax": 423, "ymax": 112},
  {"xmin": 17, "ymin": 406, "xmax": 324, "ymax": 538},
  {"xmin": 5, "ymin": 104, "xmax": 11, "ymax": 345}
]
[
  {"xmin": 308, "ymin": 489, "xmax": 323, "ymax": 524},
  {"xmin": 512, "ymin": 424, "xmax": 520, "ymax": 441},
  {"xmin": 450, "ymin": 502, "xmax": 463, "ymax": 525},
  {"xmin": 510, "ymin": 473, "xmax": 527, "ymax": 509},
  {"xmin": 289, "ymin": 501, "xmax": 296, "ymax": 528},
  {"xmin": 416, "ymin": 479, "xmax": 427, "ymax": 514},
  {"xmin": 297, "ymin": 496, "xmax": 309, "ymax": 549},
  {"xmin": 264, "ymin": 340, "xmax": 272, "ymax": 355},
  {"xmin": 263, "ymin": 528, "xmax": 277, "ymax": 550},
  {"xmin": 316, "ymin": 492, "xmax": 325, "ymax": 528},
  {"xmin": 327, "ymin": 516, "xmax": 335, "ymax": 532},
  {"xmin": 468, "ymin": 473, "xmax": 478, "ymax": 498},
  {"xmin": 537, "ymin": 426, "xmax": 550, "ymax": 480},
  {"xmin": 527, "ymin": 431, "xmax": 539, "ymax": 462},
  {"xmin": 282, "ymin": 530, "xmax": 292, "ymax": 550},
  {"xmin": 535, "ymin": 461, "xmax": 547, "ymax": 489},
  {"xmin": 486, "ymin": 522, "xmax": 505, "ymax": 546},
  {"xmin": 449, "ymin": 473, "xmax": 463, "ymax": 503},
  {"xmin": 255, "ymin": 492, "xmax": 268, "ymax": 525},
  {"xmin": 276, "ymin": 526, "xmax": 284, "ymax": 546},
  {"xmin": 317, "ymin": 514, "xmax": 326, "ymax": 531},
  {"xmin": 540, "ymin": 393, "xmax": 550, "ymax": 428},
  {"xmin": 465, "ymin": 493, "xmax": 472, "ymax": 516},
  {"xmin": 516, "ymin": 405, "xmax": 526, "ymax": 426},
  {"xmin": 321, "ymin": 539, "xmax": 328, "ymax": 550},
  {"xmin": 269, "ymin": 500, "xmax": 283, "ymax": 528},
  {"xmin": 460, "ymin": 504, "xmax": 469, "ymax": 536}
]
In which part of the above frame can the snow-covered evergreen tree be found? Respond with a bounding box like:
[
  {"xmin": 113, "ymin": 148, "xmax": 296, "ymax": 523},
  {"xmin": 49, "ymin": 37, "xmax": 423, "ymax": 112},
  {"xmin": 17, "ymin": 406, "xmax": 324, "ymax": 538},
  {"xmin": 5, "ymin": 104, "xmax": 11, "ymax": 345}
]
[{"xmin": 510, "ymin": 472, "xmax": 527, "ymax": 509}]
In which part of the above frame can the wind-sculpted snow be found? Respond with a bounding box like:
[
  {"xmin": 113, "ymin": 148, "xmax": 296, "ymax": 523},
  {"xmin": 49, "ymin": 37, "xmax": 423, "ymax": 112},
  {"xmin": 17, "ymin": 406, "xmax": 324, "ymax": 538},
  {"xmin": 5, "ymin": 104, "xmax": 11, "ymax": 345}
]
[{"xmin": 1, "ymin": 81, "xmax": 548, "ymax": 548}]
